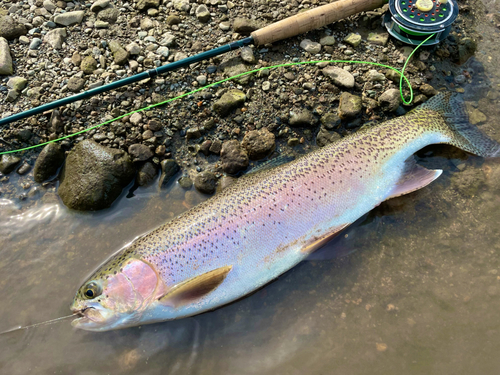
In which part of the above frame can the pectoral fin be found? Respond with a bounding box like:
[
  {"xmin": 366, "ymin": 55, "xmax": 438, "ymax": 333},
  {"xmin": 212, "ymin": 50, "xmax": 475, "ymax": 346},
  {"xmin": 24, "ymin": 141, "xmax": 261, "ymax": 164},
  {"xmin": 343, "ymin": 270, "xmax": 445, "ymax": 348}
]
[
  {"xmin": 158, "ymin": 265, "xmax": 232, "ymax": 308},
  {"xmin": 386, "ymin": 157, "xmax": 442, "ymax": 200}
]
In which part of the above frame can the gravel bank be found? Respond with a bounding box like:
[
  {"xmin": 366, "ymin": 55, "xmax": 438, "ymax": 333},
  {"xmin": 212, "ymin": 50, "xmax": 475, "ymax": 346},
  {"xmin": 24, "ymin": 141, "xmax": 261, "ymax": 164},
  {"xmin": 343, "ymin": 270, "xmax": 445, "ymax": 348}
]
[{"xmin": 0, "ymin": 0, "xmax": 491, "ymax": 209}]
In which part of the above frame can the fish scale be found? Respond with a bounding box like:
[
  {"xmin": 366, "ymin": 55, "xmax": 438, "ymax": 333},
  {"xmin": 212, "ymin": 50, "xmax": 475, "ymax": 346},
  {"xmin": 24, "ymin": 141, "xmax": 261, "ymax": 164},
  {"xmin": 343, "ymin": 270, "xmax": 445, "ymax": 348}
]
[{"xmin": 71, "ymin": 93, "xmax": 500, "ymax": 331}]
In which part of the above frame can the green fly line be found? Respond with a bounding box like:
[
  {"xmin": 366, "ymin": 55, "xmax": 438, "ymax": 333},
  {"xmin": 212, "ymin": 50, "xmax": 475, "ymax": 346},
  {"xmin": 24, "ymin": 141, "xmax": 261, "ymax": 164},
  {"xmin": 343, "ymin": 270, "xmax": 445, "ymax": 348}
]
[{"xmin": 0, "ymin": 34, "xmax": 434, "ymax": 156}]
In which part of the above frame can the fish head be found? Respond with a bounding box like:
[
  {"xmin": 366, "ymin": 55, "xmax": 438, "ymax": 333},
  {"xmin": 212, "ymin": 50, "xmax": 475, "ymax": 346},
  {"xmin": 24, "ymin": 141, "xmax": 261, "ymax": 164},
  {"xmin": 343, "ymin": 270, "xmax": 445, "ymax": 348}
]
[{"xmin": 71, "ymin": 257, "xmax": 164, "ymax": 331}]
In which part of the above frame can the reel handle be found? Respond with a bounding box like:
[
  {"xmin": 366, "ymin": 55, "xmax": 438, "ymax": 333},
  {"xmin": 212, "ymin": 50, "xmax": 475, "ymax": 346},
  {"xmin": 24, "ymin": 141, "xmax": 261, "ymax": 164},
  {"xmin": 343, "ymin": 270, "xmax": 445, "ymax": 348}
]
[{"xmin": 251, "ymin": 0, "xmax": 388, "ymax": 46}]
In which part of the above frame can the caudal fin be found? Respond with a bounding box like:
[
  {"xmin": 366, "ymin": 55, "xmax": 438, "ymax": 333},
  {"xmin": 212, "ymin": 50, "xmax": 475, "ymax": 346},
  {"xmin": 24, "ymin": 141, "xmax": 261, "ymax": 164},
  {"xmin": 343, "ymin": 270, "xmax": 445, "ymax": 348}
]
[{"xmin": 419, "ymin": 92, "xmax": 500, "ymax": 158}]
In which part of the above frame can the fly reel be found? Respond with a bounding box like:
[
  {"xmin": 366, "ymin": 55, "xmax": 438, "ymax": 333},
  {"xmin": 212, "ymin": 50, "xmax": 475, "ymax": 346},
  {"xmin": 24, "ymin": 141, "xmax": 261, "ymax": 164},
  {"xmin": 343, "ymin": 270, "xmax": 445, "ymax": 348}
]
[{"xmin": 384, "ymin": 0, "xmax": 459, "ymax": 45}]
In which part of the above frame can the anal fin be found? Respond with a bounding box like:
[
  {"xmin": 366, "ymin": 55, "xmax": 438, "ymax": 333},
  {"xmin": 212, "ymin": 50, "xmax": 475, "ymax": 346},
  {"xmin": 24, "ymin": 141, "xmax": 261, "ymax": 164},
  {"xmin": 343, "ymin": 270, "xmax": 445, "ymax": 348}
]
[
  {"xmin": 158, "ymin": 265, "xmax": 232, "ymax": 308},
  {"xmin": 387, "ymin": 157, "xmax": 442, "ymax": 200}
]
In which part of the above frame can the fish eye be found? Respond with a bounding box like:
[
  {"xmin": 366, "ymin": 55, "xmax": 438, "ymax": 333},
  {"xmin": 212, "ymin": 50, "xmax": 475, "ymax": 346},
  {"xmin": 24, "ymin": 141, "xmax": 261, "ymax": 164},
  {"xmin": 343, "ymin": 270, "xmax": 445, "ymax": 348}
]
[{"xmin": 83, "ymin": 281, "xmax": 102, "ymax": 300}]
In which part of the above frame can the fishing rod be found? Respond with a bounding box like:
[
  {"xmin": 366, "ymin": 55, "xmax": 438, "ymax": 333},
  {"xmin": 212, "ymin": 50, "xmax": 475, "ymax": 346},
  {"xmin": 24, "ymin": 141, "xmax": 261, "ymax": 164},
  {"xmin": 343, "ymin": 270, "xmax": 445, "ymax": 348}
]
[{"xmin": 0, "ymin": 0, "xmax": 388, "ymax": 127}]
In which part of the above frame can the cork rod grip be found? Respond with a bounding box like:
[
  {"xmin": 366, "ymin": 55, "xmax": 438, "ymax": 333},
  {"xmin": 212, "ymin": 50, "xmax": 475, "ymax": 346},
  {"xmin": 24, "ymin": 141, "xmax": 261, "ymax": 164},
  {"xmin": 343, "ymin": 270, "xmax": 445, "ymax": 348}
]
[{"xmin": 251, "ymin": 0, "xmax": 388, "ymax": 46}]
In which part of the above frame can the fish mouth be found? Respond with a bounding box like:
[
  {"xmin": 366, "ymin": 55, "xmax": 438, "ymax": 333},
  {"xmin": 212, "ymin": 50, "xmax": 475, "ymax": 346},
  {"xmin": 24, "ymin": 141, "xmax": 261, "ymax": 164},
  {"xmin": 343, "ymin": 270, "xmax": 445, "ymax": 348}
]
[
  {"xmin": 71, "ymin": 307, "xmax": 94, "ymax": 326},
  {"xmin": 71, "ymin": 305, "xmax": 118, "ymax": 331}
]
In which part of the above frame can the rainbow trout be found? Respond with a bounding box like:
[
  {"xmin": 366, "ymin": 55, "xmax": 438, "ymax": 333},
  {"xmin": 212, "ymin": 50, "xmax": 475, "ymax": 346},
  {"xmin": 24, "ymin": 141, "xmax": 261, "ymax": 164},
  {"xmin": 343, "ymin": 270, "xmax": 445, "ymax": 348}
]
[{"xmin": 71, "ymin": 93, "xmax": 499, "ymax": 331}]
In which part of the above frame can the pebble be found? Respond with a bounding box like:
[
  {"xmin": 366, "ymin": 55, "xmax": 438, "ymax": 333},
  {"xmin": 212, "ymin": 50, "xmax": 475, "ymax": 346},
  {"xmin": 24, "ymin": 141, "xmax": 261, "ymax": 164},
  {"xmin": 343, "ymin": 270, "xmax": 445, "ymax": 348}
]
[
  {"xmin": 7, "ymin": 76, "xmax": 28, "ymax": 91},
  {"xmin": 157, "ymin": 46, "xmax": 169, "ymax": 57},
  {"xmin": 368, "ymin": 70, "xmax": 386, "ymax": 82},
  {"xmin": 44, "ymin": 28, "xmax": 66, "ymax": 49},
  {"xmin": 242, "ymin": 128, "xmax": 275, "ymax": 160},
  {"xmin": 339, "ymin": 92, "xmax": 362, "ymax": 120},
  {"xmin": 194, "ymin": 171, "xmax": 216, "ymax": 194},
  {"xmin": 319, "ymin": 36, "xmax": 336, "ymax": 46},
  {"xmin": 0, "ymin": 37, "xmax": 13, "ymax": 75},
  {"xmin": 367, "ymin": 32, "xmax": 389, "ymax": 46},
  {"xmin": 91, "ymin": 0, "xmax": 110, "ymax": 12},
  {"xmin": 173, "ymin": 0, "xmax": 191, "ymax": 12},
  {"xmin": 137, "ymin": 162, "xmax": 157, "ymax": 186},
  {"xmin": 126, "ymin": 42, "xmax": 141, "ymax": 55},
  {"xmin": 300, "ymin": 39, "xmax": 321, "ymax": 54},
  {"xmin": 129, "ymin": 112, "xmax": 142, "ymax": 125},
  {"xmin": 196, "ymin": 75, "xmax": 207, "ymax": 85},
  {"xmin": 220, "ymin": 140, "xmax": 249, "ymax": 174},
  {"xmin": 219, "ymin": 22, "xmax": 231, "ymax": 31},
  {"xmin": 54, "ymin": 11, "xmax": 85, "ymax": 26},
  {"xmin": 43, "ymin": 0, "xmax": 57, "ymax": 12},
  {"xmin": 213, "ymin": 89, "xmax": 246, "ymax": 116},
  {"xmin": 240, "ymin": 46, "xmax": 256, "ymax": 64},
  {"xmin": 16, "ymin": 162, "xmax": 32, "ymax": 175},
  {"xmin": 322, "ymin": 66, "xmax": 355, "ymax": 89},
  {"xmin": 128, "ymin": 143, "xmax": 153, "ymax": 161},
  {"xmin": 233, "ymin": 18, "xmax": 260, "ymax": 33},
  {"xmin": 0, "ymin": 154, "xmax": 21, "ymax": 174},
  {"xmin": 158, "ymin": 159, "xmax": 180, "ymax": 189},
  {"xmin": 344, "ymin": 33, "xmax": 361, "ymax": 47},
  {"xmin": 378, "ymin": 89, "xmax": 401, "ymax": 112},
  {"xmin": 178, "ymin": 176, "xmax": 193, "ymax": 189},
  {"xmin": 29, "ymin": 38, "xmax": 42, "ymax": 50},
  {"xmin": 195, "ymin": 5, "xmax": 210, "ymax": 23},
  {"xmin": 289, "ymin": 109, "xmax": 317, "ymax": 127}
]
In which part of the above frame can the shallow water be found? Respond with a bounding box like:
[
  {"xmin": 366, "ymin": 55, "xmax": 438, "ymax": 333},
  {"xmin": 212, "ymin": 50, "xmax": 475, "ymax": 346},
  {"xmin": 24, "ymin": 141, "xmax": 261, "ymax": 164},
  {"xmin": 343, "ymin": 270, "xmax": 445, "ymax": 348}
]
[{"xmin": 2, "ymin": 8, "xmax": 500, "ymax": 375}]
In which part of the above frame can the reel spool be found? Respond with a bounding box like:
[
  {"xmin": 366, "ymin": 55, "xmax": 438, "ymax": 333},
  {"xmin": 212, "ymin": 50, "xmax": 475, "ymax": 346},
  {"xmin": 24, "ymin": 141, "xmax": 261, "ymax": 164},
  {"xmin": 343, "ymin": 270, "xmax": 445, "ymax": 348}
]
[{"xmin": 384, "ymin": 0, "xmax": 459, "ymax": 45}]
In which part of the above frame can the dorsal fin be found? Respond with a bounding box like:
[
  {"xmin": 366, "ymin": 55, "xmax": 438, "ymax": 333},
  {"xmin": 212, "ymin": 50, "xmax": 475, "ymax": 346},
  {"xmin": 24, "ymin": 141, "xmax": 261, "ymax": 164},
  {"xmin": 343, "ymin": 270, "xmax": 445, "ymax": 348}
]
[
  {"xmin": 386, "ymin": 157, "xmax": 442, "ymax": 200},
  {"xmin": 158, "ymin": 266, "xmax": 232, "ymax": 308}
]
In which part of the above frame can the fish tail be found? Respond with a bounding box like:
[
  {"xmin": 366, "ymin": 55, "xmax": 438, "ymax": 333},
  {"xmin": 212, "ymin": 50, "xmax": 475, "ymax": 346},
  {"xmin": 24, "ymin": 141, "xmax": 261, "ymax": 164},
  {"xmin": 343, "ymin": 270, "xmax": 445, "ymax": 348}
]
[{"xmin": 419, "ymin": 92, "xmax": 500, "ymax": 157}]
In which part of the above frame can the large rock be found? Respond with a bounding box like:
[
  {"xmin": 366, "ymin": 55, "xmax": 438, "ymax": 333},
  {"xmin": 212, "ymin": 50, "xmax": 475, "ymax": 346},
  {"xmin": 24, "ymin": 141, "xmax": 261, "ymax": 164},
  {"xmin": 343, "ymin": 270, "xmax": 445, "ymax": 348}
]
[
  {"xmin": 213, "ymin": 89, "xmax": 246, "ymax": 116},
  {"xmin": 33, "ymin": 143, "xmax": 65, "ymax": 182},
  {"xmin": 0, "ymin": 16, "xmax": 27, "ymax": 40},
  {"xmin": 58, "ymin": 140, "xmax": 135, "ymax": 211},
  {"xmin": 0, "ymin": 37, "xmax": 13, "ymax": 75},
  {"xmin": 54, "ymin": 11, "xmax": 85, "ymax": 26},
  {"xmin": 242, "ymin": 128, "xmax": 276, "ymax": 160},
  {"xmin": 322, "ymin": 66, "xmax": 355, "ymax": 89},
  {"xmin": 221, "ymin": 140, "xmax": 249, "ymax": 175},
  {"xmin": 339, "ymin": 92, "xmax": 362, "ymax": 120}
]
